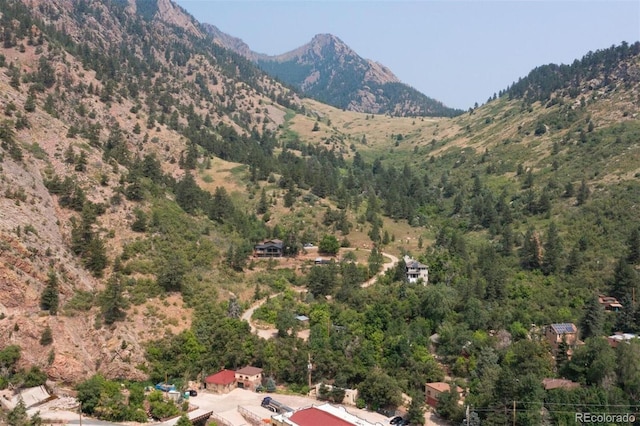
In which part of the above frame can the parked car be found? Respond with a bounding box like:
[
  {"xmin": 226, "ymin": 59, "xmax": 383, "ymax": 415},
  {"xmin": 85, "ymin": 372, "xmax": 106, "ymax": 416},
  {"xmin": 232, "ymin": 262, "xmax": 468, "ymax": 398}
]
[
  {"xmin": 188, "ymin": 389, "xmax": 198, "ymax": 397},
  {"xmin": 390, "ymin": 416, "xmax": 403, "ymax": 425}
]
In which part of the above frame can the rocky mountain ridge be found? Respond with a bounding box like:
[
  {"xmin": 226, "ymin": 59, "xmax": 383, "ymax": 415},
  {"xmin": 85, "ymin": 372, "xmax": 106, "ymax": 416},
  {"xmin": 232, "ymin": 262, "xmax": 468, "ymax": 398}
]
[{"xmin": 205, "ymin": 28, "xmax": 461, "ymax": 116}]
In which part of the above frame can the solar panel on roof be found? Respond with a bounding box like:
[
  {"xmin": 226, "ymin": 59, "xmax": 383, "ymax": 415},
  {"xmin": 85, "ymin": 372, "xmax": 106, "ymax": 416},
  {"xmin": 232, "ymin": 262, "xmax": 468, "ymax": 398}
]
[{"xmin": 552, "ymin": 323, "xmax": 575, "ymax": 333}]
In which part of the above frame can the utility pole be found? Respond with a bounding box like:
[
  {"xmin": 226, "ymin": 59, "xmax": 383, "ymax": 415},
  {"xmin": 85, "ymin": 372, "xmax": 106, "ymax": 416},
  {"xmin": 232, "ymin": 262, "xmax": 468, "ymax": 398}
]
[
  {"xmin": 307, "ymin": 353, "xmax": 313, "ymax": 389},
  {"xmin": 512, "ymin": 400, "xmax": 516, "ymax": 426}
]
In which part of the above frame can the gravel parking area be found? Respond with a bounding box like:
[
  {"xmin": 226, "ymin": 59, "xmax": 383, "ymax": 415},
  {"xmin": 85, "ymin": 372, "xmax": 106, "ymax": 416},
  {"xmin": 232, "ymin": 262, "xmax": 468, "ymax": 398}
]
[
  {"xmin": 28, "ymin": 388, "xmax": 450, "ymax": 426},
  {"xmin": 188, "ymin": 388, "xmax": 391, "ymax": 425}
]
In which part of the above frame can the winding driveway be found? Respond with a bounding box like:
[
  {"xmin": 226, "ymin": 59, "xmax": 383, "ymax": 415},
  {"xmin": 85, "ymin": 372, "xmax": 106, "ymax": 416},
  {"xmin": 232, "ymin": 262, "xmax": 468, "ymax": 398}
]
[{"xmin": 241, "ymin": 248, "xmax": 399, "ymax": 339}]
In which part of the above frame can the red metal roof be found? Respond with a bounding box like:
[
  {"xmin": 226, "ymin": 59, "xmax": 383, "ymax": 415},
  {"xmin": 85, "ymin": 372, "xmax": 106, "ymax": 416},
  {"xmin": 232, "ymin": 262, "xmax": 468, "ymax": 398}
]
[
  {"xmin": 289, "ymin": 407, "xmax": 353, "ymax": 426},
  {"xmin": 205, "ymin": 369, "xmax": 236, "ymax": 385}
]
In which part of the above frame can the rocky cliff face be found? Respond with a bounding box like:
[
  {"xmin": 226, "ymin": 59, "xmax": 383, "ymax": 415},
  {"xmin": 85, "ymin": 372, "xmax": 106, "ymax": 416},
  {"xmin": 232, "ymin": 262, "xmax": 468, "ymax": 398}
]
[{"xmin": 0, "ymin": 0, "xmax": 289, "ymax": 384}]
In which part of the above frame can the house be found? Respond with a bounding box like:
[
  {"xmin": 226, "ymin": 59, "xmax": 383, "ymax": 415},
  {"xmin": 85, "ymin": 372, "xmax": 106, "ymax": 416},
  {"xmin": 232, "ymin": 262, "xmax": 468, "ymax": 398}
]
[
  {"xmin": 312, "ymin": 383, "xmax": 358, "ymax": 406},
  {"xmin": 404, "ymin": 256, "xmax": 429, "ymax": 284},
  {"xmin": 425, "ymin": 382, "xmax": 463, "ymax": 408},
  {"xmin": 270, "ymin": 403, "xmax": 381, "ymax": 426},
  {"xmin": 235, "ymin": 366, "xmax": 263, "ymax": 391},
  {"xmin": 608, "ymin": 332, "xmax": 638, "ymax": 348},
  {"xmin": 204, "ymin": 369, "xmax": 236, "ymax": 394},
  {"xmin": 254, "ymin": 239, "xmax": 284, "ymax": 258},
  {"xmin": 598, "ymin": 295, "xmax": 623, "ymax": 312},
  {"xmin": 0, "ymin": 386, "xmax": 52, "ymax": 411},
  {"xmin": 542, "ymin": 378, "xmax": 580, "ymax": 391},
  {"xmin": 545, "ymin": 323, "xmax": 578, "ymax": 356}
]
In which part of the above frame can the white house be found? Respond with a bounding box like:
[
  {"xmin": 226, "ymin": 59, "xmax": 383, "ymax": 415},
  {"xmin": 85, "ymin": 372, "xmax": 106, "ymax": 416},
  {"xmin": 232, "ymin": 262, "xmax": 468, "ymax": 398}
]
[{"xmin": 404, "ymin": 256, "xmax": 429, "ymax": 284}]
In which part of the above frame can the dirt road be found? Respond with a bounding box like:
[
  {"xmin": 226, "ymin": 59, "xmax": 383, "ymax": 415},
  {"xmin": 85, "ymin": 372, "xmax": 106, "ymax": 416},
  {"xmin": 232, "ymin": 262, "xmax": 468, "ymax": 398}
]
[{"xmin": 241, "ymin": 248, "xmax": 399, "ymax": 339}]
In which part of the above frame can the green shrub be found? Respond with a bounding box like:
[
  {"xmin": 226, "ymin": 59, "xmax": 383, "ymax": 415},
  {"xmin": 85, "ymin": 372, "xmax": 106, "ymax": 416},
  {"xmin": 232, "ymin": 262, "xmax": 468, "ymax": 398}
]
[
  {"xmin": 64, "ymin": 290, "xmax": 95, "ymax": 313},
  {"xmin": 40, "ymin": 325, "xmax": 53, "ymax": 345}
]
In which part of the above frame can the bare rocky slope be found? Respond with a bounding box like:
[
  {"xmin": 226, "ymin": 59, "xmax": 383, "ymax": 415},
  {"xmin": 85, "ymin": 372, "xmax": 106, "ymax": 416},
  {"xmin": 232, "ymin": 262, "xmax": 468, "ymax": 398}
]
[{"xmin": 0, "ymin": 0, "xmax": 297, "ymax": 383}]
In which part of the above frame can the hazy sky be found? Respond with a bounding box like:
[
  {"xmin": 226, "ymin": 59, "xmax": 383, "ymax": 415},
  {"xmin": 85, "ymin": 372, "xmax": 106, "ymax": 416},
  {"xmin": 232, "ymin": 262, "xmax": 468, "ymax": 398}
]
[{"xmin": 174, "ymin": 0, "xmax": 640, "ymax": 110}]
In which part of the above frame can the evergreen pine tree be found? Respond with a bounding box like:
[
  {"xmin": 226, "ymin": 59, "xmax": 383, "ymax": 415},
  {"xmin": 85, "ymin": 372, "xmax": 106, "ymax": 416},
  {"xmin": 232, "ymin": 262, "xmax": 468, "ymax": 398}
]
[
  {"xmin": 500, "ymin": 225, "xmax": 514, "ymax": 256},
  {"xmin": 556, "ymin": 338, "xmax": 570, "ymax": 371},
  {"xmin": 520, "ymin": 227, "xmax": 542, "ymax": 270},
  {"xmin": 563, "ymin": 181, "xmax": 575, "ymax": 198},
  {"xmin": 131, "ymin": 208, "xmax": 147, "ymax": 232},
  {"xmin": 175, "ymin": 172, "xmax": 202, "ymax": 214},
  {"xmin": 64, "ymin": 145, "xmax": 76, "ymax": 164},
  {"xmin": 84, "ymin": 236, "xmax": 108, "ymax": 278},
  {"xmin": 542, "ymin": 222, "xmax": 563, "ymax": 275},
  {"xmin": 24, "ymin": 93, "xmax": 36, "ymax": 112},
  {"xmin": 368, "ymin": 221, "xmax": 381, "ymax": 243},
  {"xmin": 612, "ymin": 257, "xmax": 638, "ymax": 301},
  {"xmin": 157, "ymin": 255, "xmax": 187, "ymax": 291},
  {"xmin": 283, "ymin": 189, "xmax": 295, "ymax": 208},
  {"xmin": 576, "ymin": 179, "xmax": 590, "ymax": 205},
  {"xmin": 627, "ymin": 228, "xmax": 640, "ymax": 264},
  {"xmin": 565, "ymin": 246, "xmax": 582, "ymax": 275},
  {"xmin": 256, "ymin": 188, "xmax": 268, "ymax": 215},
  {"xmin": 368, "ymin": 246, "xmax": 384, "ymax": 276},
  {"xmin": 580, "ymin": 295, "xmax": 604, "ymax": 339},
  {"xmin": 74, "ymin": 150, "xmax": 87, "ymax": 172},
  {"xmin": 615, "ymin": 294, "xmax": 636, "ymax": 333},
  {"xmin": 40, "ymin": 269, "xmax": 59, "ymax": 315},
  {"xmin": 100, "ymin": 274, "xmax": 126, "ymax": 325},
  {"xmin": 40, "ymin": 325, "xmax": 53, "ymax": 346},
  {"xmin": 209, "ymin": 186, "xmax": 235, "ymax": 223}
]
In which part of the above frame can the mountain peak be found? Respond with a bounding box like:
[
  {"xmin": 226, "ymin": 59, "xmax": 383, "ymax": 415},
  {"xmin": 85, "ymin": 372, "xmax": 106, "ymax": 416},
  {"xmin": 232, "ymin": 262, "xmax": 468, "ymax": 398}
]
[
  {"xmin": 309, "ymin": 33, "xmax": 344, "ymax": 45},
  {"xmin": 204, "ymin": 26, "xmax": 461, "ymax": 116},
  {"xmin": 273, "ymin": 33, "xmax": 353, "ymax": 63}
]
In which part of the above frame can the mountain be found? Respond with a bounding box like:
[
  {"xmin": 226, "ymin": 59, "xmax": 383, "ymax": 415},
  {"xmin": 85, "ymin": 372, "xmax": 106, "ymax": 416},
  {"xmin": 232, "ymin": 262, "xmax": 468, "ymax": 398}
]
[
  {"xmin": 206, "ymin": 29, "xmax": 462, "ymax": 117},
  {"xmin": 203, "ymin": 23, "xmax": 258, "ymax": 61},
  {"xmin": 0, "ymin": 0, "xmax": 301, "ymax": 383},
  {"xmin": 2, "ymin": 0, "xmax": 640, "ymax": 421}
]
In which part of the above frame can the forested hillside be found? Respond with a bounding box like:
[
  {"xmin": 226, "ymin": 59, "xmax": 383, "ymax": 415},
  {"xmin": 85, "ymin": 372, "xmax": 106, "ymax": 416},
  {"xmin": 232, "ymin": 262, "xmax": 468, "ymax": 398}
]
[{"xmin": 0, "ymin": 0, "xmax": 639, "ymax": 425}]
